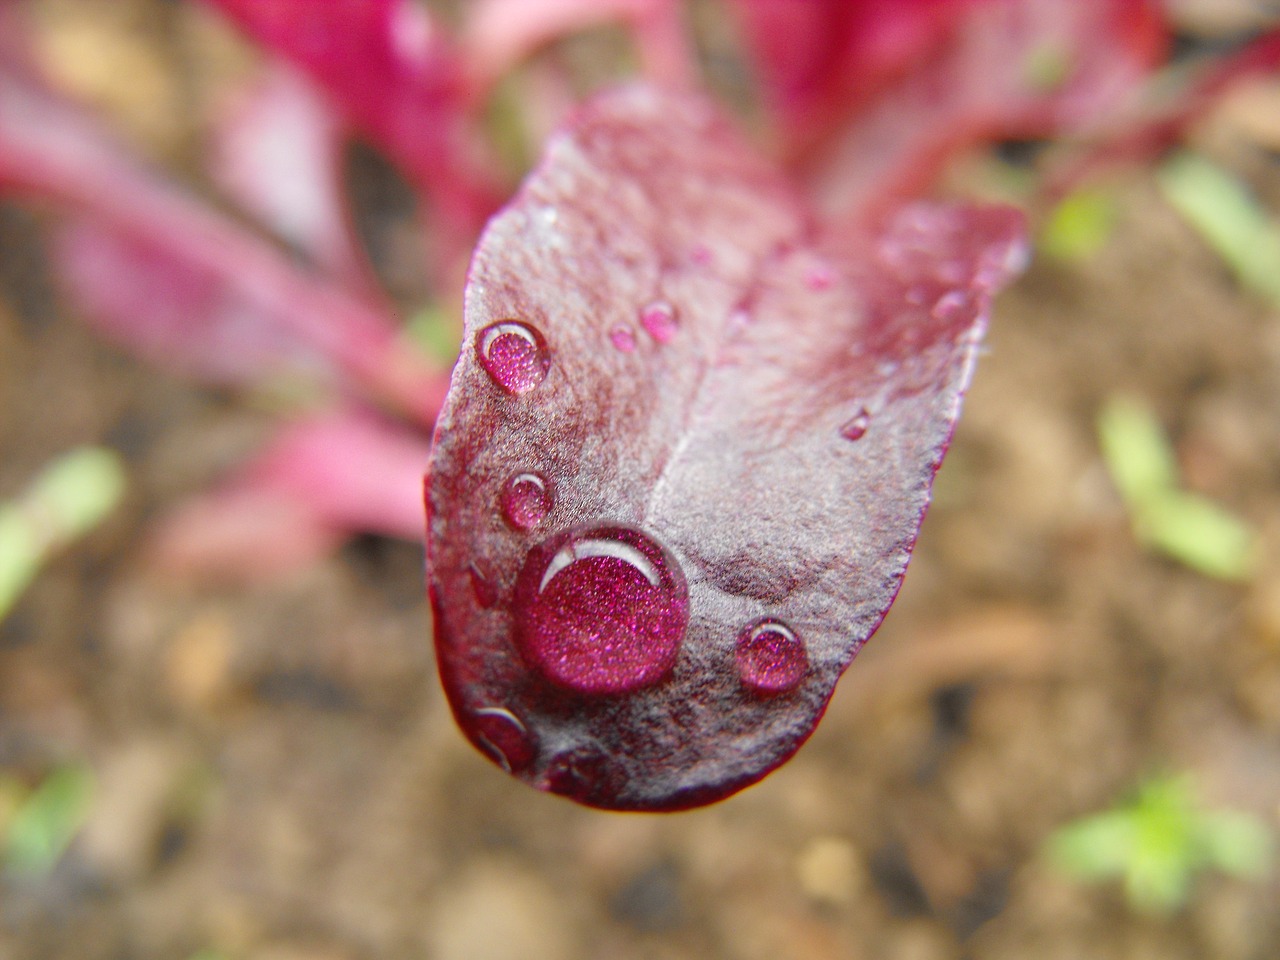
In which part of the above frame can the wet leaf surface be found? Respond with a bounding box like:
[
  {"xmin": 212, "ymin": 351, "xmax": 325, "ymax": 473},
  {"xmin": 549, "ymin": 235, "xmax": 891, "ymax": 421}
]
[{"xmin": 427, "ymin": 85, "xmax": 1026, "ymax": 810}]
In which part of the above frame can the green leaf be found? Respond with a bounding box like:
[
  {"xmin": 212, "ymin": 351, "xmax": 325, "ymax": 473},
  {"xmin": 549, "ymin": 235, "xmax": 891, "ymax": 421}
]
[
  {"xmin": 1046, "ymin": 774, "xmax": 1275, "ymax": 914},
  {"xmin": 1158, "ymin": 152, "xmax": 1280, "ymax": 308},
  {"xmin": 1040, "ymin": 188, "xmax": 1116, "ymax": 260},
  {"xmin": 1136, "ymin": 489, "xmax": 1258, "ymax": 582},
  {"xmin": 5, "ymin": 764, "xmax": 95, "ymax": 875},
  {"xmin": 1048, "ymin": 810, "xmax": 1136, "ymax": 878},
  {"xmin": 1200, "ymin": 811, "xmax": 1274, "ymax": 878},
  {"xmin": 0, "ymin": 446, "xmax": 126, "ymax": 621},
  {"xmin": 1096, "ymin": 397, "xmax": 1257, "ymax": 582},
  {"xmin": 1096, "ymin": 396, "xmax": 1179, "ymax": 507}
]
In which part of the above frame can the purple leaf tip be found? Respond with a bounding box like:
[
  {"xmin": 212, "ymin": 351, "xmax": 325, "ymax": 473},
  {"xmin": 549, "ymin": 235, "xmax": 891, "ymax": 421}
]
[{"xmin": 427, "ymin": 84, "xmax": 1026, "ymax": 810}]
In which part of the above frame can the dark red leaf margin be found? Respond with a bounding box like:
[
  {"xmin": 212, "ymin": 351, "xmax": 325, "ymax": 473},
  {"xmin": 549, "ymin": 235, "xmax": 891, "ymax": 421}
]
[{"xmin": 427, "ymin": 86, "xmax": 1026, "ymax": 811}]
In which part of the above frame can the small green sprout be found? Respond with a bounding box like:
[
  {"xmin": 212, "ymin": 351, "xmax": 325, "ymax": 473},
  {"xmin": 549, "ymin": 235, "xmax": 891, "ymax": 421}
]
[
  {"xmin": 1097, "ymin": 395, "xmax": 1258, "ymax": 581},
  {"xmin": 1040, "ymin": 188, "xmax": 1117, "ymax": 260},
  {"xmin": 2, "ymin": 764, "xmax": 95, "ymax": 876},
  {"xmin": 0, "ymin": 445, "xmax": 126, "ymax": 623},
  {"xmin": 1158, "ymin": 151, "xmax": 1280, "ymax": 308},
  {"xmin": 1047, "ymin": 774, "xmax": 1274, "ymax": 914}
]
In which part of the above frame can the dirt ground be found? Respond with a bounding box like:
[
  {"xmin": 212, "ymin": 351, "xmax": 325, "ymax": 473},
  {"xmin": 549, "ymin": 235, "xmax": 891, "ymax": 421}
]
[{"xmin": 2, "ymin": 2, "xmax": 1280, "ymax": 959}]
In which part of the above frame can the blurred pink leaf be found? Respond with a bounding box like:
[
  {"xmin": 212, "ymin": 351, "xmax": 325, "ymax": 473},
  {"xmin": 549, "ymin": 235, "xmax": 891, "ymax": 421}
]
[
  {"xmin": 427, "ymin": 86, "xmax": 1026, "ymax": 809},
  {"xmin": 462, "ymin": 0, "xmax": 692, "ymax": 97},
  {"xmin": 726, "ymin": 0, "xmax": 983, "ymax": 160},
  {"xmin": 202, "ymin": 0, "xmax": 503, "ymax": 238},
  {"xmin": 797, "ymin": 0, "xmax": 1168, "ymax": 223},
  {"xmin": 0, "ymin": 53, "xmax": 447, "ymax": 422},
  {"xmin": 54, "ymin": 218, "xmax": 330, "ymax": 387},
  {"xmin": 151, "ymin": 409, "xmax": 430, "ymax": 580},
  {"xmin": 211, "ymin": 65, "xmax": 380, "ymax": 297}
]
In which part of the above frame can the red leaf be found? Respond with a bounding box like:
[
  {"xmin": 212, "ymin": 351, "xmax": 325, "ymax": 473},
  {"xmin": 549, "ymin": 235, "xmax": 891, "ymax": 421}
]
[
  {"xmin": 150, "ymin": 409, "xmax": 430, "ymax": 581},
  {"xmin": 55, "ymin": 218, "xmax": 330, "ymax": 387},
  {"xmin": 426, "ymin": 86, "xmax": 1026, "ymax": 810},
  {"xmin": 0, "ymin": 53, "xmax": 447, "ymax": 422},
  {"xmin": 726, "ymin": 0, "xmax": 982, "ymax": 160},
  {"xmin": 461, "ymin": 0, "xmax": 693, "ymax": 97},
  {"xmin": 202, "ymin": 0, "xmax": 502, "ymax": 236},
  {"xmin": 211, "ymin": 65, "xmax": 379, "ymax": 297},
  {"xmin": 803, "ymin": 0, "xmax": 1168, "ymax": 223}
]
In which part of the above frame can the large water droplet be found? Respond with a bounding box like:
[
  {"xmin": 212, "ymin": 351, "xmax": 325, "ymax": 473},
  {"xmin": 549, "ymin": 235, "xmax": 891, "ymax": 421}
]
[
  {"xmin": 500, "ymin": 472, "xmax": 551, "ymax": 531},
  {"xmin": 840, "ymin": 407, "xmax": 871, "ymax": 441},
  {"xmin": 639, "ymin": 300, "xmax": 678, "ymax": 344},
  {"xmin": 609, "ymin": 325, "xmax": 637, "ymax": 353},
  {"xmin": 472, "ymin": 706, "xmax": 536, "ymax": 772},
  {"xmin": 477, "ymin": 320, "xmax": 550, "ymax": 394},
  {"xmin": 736, "ymin": 619, "xmax": 808, "ymax": 694},
  {"xmin": 515, "ymin": 524, "xmax": 689, "ymax": 695}
]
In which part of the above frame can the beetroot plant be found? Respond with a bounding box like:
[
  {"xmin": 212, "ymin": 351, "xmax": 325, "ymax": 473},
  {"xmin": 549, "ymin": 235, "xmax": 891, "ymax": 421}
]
[{"xmin": 2, "ymin": 0, "xmax": 1278, "ymax": 810}]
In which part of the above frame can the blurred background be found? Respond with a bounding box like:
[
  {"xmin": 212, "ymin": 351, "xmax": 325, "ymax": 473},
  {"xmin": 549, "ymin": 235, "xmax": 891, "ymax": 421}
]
[{"xmin": 2, "ymin": 0, "xmax": 1280, "ymax": 958}]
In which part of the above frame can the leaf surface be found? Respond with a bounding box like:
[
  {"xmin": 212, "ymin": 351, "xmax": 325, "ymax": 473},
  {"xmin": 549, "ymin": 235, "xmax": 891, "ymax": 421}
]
[{"xmin": 427, "ymin": 85, "xmax": 1026, "ymax": 810}]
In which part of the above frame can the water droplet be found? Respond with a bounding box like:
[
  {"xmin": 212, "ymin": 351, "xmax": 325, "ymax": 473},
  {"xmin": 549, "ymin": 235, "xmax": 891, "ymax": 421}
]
[
  {"xmin": 468, "ymin": 562, "xmax": 499, "ymax": 607},
  {"xmin": 736, "ymin": 619, "xmax": 808, "ymax": 694},
  {"xmin": 609, "ymin": 325, "xmax": 637, "ymax": 353},
  {"xmin": 500, "ymin": 472, "xmax": 551, "ymax": 531},
  {"xmin": 472, "ymin": 706, "xmax": 536, "ymax": 772},
  {"xmin": 514, "ymin": 524, "xmax": 689, "ymax": 695},
  {"xmin": 804, "ymin": 263, "xmax": 835, "ymax": 291},
  {"xmin": 639, "ymin": 300, "xmax": 678, "ymax": 344},
  {"xmin": 840, "ymin": 408, "xmax": 871, "ymax": 441},
  {"xmin": 477, "ymin": 320, "xmax": 550, "ymax": 394}
]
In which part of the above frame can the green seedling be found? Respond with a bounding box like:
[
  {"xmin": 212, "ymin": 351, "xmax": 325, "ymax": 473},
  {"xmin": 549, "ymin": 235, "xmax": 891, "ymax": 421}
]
[
  {"xmin": 0, "ymin": 446, "xmax": 126, "ymax": 623},
  {"xmin": 1158, "ymin": 151, "xmax": 1280, "ymax": 309},
  {"xmin": 3, "ymin": 764, "xmax": 95, "ymax": 875},
  {"xmin": 1097, "ymin": 395, "xmax": 1257, "ymax": 581},
  {"xmin": 1047, "ymin": 774, "xmax": 1274, "ymax": 914},
  {"xmin": 1040, "ymin": 187, "xmax": 1118, "ymax": 261}
]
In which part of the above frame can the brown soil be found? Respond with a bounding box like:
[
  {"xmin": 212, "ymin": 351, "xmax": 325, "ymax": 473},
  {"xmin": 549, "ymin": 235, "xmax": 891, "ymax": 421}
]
[{"xmin": 2, "ymin": 2, "xmax": 1279, "ymax": 959}]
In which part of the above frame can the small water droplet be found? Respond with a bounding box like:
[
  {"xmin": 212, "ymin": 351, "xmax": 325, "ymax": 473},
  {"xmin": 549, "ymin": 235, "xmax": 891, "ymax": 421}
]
[
  {"xmin": 515, "ymin": 524, "xmax": 689, "ymax": 695},
  {"xmin": 472, "ymin": 706, "xmax": 536, "ymax": 772},
  {"xmin": 727, "ymin": 307, "xmax": 751, "ymax": 334},
  {"xmin": 639, "ymin": 300, "xmax": 678, "ymax": 344},
  {"xmin": 840, "ymin": 407, "xmax": 871, "ymax": 441},
  {"xmin": 500, "ymin": 472, "xmax": 551, "ymax": 530},
  {"xmin": 477, "ymin": 320, "xmax": 550, "ymax": 394},
  {"xmin": 736, "ymin": 619, "xmax": 808, "ymax": 694},
  {"xmin": 905, "ymin": 285, "xmax": 928, "ymax": 306},
  {"xmin": 468, "ymin": 562, "xmax": 499, "ymax": 607},
  {"xmin": 804, "ymin": 263, "xmax": 835, "ymax": 291},
  {"xmin": 609, "ymin": 325, "xmax": 637, "ymax": 353},
  {"xmin": 931, "ymin": 291, "xmax": 970, "ymax": 323}
]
